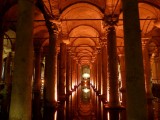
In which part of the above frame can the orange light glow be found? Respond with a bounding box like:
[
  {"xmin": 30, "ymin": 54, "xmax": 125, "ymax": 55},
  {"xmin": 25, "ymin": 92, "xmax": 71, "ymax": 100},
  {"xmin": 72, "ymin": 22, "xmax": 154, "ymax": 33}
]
[
  {"xmin": 82, "ymin": 73, "xmax": 90, "ymax": 79},
  {"xmin": 83, "ymin": 88, "xmax": 90, "ymax": 93}
]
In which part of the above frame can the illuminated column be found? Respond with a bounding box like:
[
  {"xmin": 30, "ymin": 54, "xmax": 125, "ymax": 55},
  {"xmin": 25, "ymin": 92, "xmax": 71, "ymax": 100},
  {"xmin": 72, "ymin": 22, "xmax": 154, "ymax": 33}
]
[
  {"xmin": 32, "ymin": 47, "xmax": 42, "ymax": 120},
  {"xmin": 122, "ymin": 0, "xmax": 148, "ymax": 119},
  {"xmin": 155, "ymin": 57, "xmax": 160, "ymax": 83},
  {"xmin": 72, "ymin": 59, "xmax": 76, "ymax": 89},
  {"xmin": 0, "ymin": 27, "xmax": 4, "ymax": 83},
  {"xmin": 66, "ymin": 50, "xmax": 71, "ymax": 95},
  {"xmin": 101, "ymin": 41, "xmax": 108, "ymax": 102},
  {"xmin": 78, "ymin": 64, "xmax": 81, "ymax": 85},
  {"xmin": 119, "ymin": 54, "xmax": 126, "ymax": 107},
  {"xmin": 96, "ymin": 53, "xmax": 99, "ymax": 92},
  {"xmin": 142, "ymin": 40, "xmax": 154, "ymax": 120},
  {"xmin": 75, "ymin": 59, "xmax": 78, "ymax": 87},
  {"xmin": 70, "ymin": 57, "xmax": 76, "ymax": 90},
  {"xmin": 90, "ymin": 64, "xmax": 93, "ymax": 85},
  {"xmin": 107, "ymin": 26, "xmax": 120, "ymax": 107},
  {"xmin": 150, "ymin": 55, "xmax": 157, "ymax": 82},
  {"xmin": 142, "ymin": 40, "xmax": 153, "ymax": 97},
  {"xmin": 92, "ymin": 59, "xmax": 96, "ymax": 89},
  {"xmin": 44, "ymin": 27, "xmax": 58, "ymax": 120},
  {"xmin": 4, "ymin": 53, "xmax": 12, "ymax": 86},
  {"xmin": 59, "ymin": 42, "xmax": 67, "ymax": 101},
  {"xmin": 1, "ymin": 52, "xmax": 12, "ymax": 119},
  {"xmin": 9, "ymin": 0, "xmax": 34, "ymax": 119},
  {"xmin": 97, "ymin": 48, "xmax": 102, "ymax": 94}
]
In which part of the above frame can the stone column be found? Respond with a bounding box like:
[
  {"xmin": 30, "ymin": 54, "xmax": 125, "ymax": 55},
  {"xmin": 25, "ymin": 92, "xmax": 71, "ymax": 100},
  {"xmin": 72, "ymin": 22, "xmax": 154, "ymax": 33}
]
[
  {"xmin": 78, "ymin": 64, "xmax": 81, "ymax": 85},
  {"xmin": 66, "ymin": 50, "xmax": 71, "ymax": 95},
  {"xmin": 122, "ymin": 0, "xmax": 148, "ymax": 119},
  {"xmin": 9, "ymin": 0, "xmax": 34, "ymax": 119},
  {"xmin": 4, "ymin": 53, "xmax": 12, "ymax": 87},
  {"xmin": 97, "ymin": 48, "xmax": 102, "ymax": 94},
  {"xmin": 32, "ymin": 47, "xmax": 42, "ymax": 120},
  {"xmin": 59, "ymin": 42, "xmax": 67, "ymax": 101},
  {"xmin": 94, "ymin": 58, "xmax": 98, "ymax": 91},
  {"xmin": 119, "ymin": 54, "xmax": 126, "ymax": 107},
  {"xmin": 142, "ymin": 40, "xmax": 154, "ymax": 120},
  {"xmin": 72, "ymin": 59, "xmax": 76, "ymax": 90},
  {"xmin": 101, "ymin": 41, "xmax": 108, "ymax": 102},
  {"xmin": 92, "ymin": 59, "xmax": 96, "ymax": 89},
  {"xmin": 71, "ymin": 58, "xmax": 75, "ymax": 90},
  {"xmin": 43, "ymin": 28, "xmax": 58, "ymax": 119},
  {"xmin": 45, "ymin": 29, "xmax": 58, "ymax": 101},
  {"xmin": 107, "ymin": 26, "xmax": 120, "ymax": 107},
  {"xmin": 1, "ymin": 53, "xmax": 12, "ymax": 119},
  {"xmin": 0, "ymin": 25, "xmax": 4, "ymax": 83}
]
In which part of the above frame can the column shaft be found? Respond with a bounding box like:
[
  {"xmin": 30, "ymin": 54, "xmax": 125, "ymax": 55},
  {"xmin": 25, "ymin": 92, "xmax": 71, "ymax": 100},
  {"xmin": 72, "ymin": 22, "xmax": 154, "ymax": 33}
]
[
  {"xmin": 59, "ymin": 42, "xmax": 67, "ymax": 100},
  {"xmin": 101, "ymin": 43, "xmax": 108, "ymax": 102},
  {"xmin": 142, "ymin": 43, "xmax": 154, "ymax": 120},
  {"xmin": 9, "ymin": 0, "xmax": 34, "ymax": 119},
  {"xmin": 107, "ymin": 26, "xmax": 119, "ymax": 107},
  {"xmin": 97, "ymin": 49, "xmax": 102, "ymax": 94},
  {"xmin": 66, "ymin": 51, "xmax": 71, "ymax": 94},
  {"xmin": 32, "ymin": 49, "xmax": 42, "ymax": 120},
  {"xmin": 119, "ymin": 54, "xmax": 126, "ymax": 107},
  {"xmin": 122, "ymin": 0, "xmax": 148, "ymax": 119},
  {"xmin": 44, "ymin": 29, "xmax": 57, "ymax": 106},
  {"xmin": 0, "ymin": 24, "xmax": 4, "ymax": 82},
  {"xmin": 1, "ymin": 53, "xmax": 12, "ymax": 119}
]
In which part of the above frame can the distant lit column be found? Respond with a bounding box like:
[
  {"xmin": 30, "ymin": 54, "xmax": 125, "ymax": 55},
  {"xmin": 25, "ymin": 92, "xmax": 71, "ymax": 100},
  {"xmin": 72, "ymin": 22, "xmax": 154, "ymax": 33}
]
[
  {"xmin": 97, "ymin": 48, "xmax": 102, "ymax": 94},
  {"xmin": 142, "ymin": 40, "xmax": 153, "ymax": 97},
  {"xmin": 72, "ymin": 59, "xmax": 76, "ymax": 89},
  {"xmin": 150, "ymin": 55, "xmax": 157, "ymax": 81},
  {"xmin": 101, "ymin": 40, "xmax": 108, "ymax": 102},
  {"xmin": 9, "ymin": 0, "xmax": 34, "ymax": 119},
  {"xmin": 75, "ymin": 59, "xmax": 78, "ymax": 87},
  {"xmin": 44, "ymin": 27, "xmax": 58, "ymax": 116},
  {"xmin": 119, "ymin": 54, "xmax": 126, "ymax": 107},
  {"xmin": 70, "ymin": 58, "xmax": 73, "ymax": 90},
  {"xmin": 0, "ymin": 28, "xmax": 4, "ymax": 82},
  {"xmin": 142, "ymin": 40, "xmax": 154, "ymax": 120},
  {"xmin": 3, "ymin": 54, "xmax": 10, "ymax": 84},
  {"xmin": 4, "ymin": 52, "xmax": 12, "ymax": 91},
  {"xmin": 96, "ymin": 54, "xmax": 98, "ymax": 92},
  {"xmin": 107, "ymin": 26, "xmax": 120, "ymax": 107},
  {"xmin": 32, "ymin": 47, "xmax": 42, "ymax": 120},
  {"xmin": 59, "ymin": 42, "xmax": 67, "ymax": 101},
  {"xmin": 66, "ymin": 50, "xmax": 71, "ymax": 94},
  {"xmin": 77, "ymin": 64, "xmax": 81, "ymax": 86},
  {"xmin": 2, "ymin": 52, "xmax": 12, "ymax": 118},
  {"xmin": 94, "ymin": 59, "xmax": 97, "ymax": 88}
]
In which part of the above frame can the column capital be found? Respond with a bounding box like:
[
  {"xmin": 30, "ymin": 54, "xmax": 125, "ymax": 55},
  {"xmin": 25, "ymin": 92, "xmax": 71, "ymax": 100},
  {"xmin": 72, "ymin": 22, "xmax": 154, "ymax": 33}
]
[
  {"xmin": 104, "ymin": 14, "xmax": 119, "ymax": 26},
  {"xmin": 100, "ymin": 41, "xmax": 107, "ymax": 47},
  {"xmin": 96, "ymin": 47, "xmax": 101, "ymax": 53},
  {"xmin": 142, "ymin": 39, "xmax": 149, "ymax": 47}
]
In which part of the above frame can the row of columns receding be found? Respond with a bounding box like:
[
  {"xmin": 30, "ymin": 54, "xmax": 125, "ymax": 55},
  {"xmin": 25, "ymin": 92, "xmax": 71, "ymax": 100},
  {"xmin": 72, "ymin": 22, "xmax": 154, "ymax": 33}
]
[{"xmin": 0, "ymin": 0, "xmax": 157, "ymax": 120}]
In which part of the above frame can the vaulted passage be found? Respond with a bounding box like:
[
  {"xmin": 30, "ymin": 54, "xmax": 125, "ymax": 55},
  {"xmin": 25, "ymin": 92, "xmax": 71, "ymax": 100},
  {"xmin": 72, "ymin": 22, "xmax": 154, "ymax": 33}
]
[{"xmin": 1, "ymin": 0, "xmax": 160, "ymax": 120}]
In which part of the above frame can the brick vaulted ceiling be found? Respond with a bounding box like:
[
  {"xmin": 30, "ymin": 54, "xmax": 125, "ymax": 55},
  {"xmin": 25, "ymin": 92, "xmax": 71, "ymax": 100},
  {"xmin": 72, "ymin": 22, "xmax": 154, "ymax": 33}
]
[{"xmin": 1, "ymin": 0, "xmax": 160, "ymax": 65}]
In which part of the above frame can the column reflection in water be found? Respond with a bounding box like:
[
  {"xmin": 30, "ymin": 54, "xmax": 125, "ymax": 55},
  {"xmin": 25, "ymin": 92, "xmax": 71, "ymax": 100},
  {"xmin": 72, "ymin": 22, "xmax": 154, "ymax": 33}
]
[
  {"xmin": 54, "ymin": 111, "xmax": 57, "ymax": 120},
  {"xmin": 103, "ymin": 109, "xmax": 126, "ymax": 120},
  {"xmin": 57, "ymin": 101, "xmax": 65, "ymax": 120}
]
